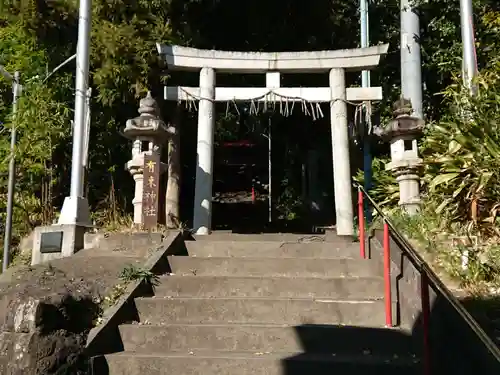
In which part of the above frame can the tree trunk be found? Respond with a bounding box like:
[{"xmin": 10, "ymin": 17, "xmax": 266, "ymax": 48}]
[{"xmin": 165, "ymin": 106, "xmax": 181, "ymax": 229}]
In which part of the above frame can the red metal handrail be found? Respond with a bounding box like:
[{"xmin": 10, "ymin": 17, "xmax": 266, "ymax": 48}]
[
  {"xmin": 357, "ymin": 186, "xmax": 393, "ymax": 326},
  {"xmin": 383, "ymin": 221, "xmax": 393, "ymax": 327},
  {"xmin": 355, "ymin": 181, "xmax": 500, "ymax": 374},
  {"xmin": 355, "ymin": 184, "xmax": 419, "ymax": 368},
  {"xmin": 358, "ymin": 190, "xmax": 366, "ymax": 259}
]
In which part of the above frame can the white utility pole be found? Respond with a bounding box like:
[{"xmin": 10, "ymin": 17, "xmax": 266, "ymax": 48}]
[
  {"xmin": 268, "ymin": 120, "xmax": 271, "ymax": 223},
  {"xmin": 459, "ymin": 0, "xmax": 478, "ymax": 95},
  {"xmin": 58, "ymin": 0, "xmax": 92, "ymax": 225},
  {"xmin": 400, "ymin": 0, "xmax": 423, "ymax": 119},
  {"xmin": 360, "ymin": 0, "xmax": 371, "ymax": 89},
  {"xmin": 360, "ymin": 0, "xmax": 372, "ymax": 215}
]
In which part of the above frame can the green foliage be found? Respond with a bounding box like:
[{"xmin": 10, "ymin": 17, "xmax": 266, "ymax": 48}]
[
  {"xmin": 0, "ymin": 21, "xmax": 46, "ymax": 76},
  {"xmin": 355, "ymin": 157, "xmax": 399, "ymax": 209},
  {"xmin": 422, "ymin": 70, "xmax": 500, "ymax": 233},
  {"xmin": 96, "ymin": 264, "xmax": 160, "ymax": 322},
  {"xmin": 0, "ymin": 20, "xmax": 73, "ymax": 255},
  {"xmin": 365, "ymin": 7, "xmax": 500, "ymax": 291},
  {"xmin": 215, "ymin": 112, "xmax": 240, "ymax": 143},
  {"xmin": 97, "ymin": 282, "xmax": 128, "ymax": 319},
  {"xmin": 368, "ymin": 7, "xmax": 500, "ymax": 227},
  {"xmin": 91, "ymin": 0, "xmax": 176, "ymax": 104},
  {"xmin": 1, "ymin": 0, "xmax": 500, "ymax": 278},
  {"xmin": 275, "ymin": 179, "xmax": 305, "ymax": 221},
  {"xmin": 390, "ymin": 206, "xmax": 500, "ymax": 290},
  {"xmin": 0, "ymin": 0, "xmax": 178, "ymax": 260},
  {"xmin": 119, "ymin": 264, "xmax": 159, "ymax": 286}
]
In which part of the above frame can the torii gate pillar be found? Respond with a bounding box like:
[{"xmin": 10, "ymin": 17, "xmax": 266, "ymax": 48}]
[
  {"xmin": 330, "ymin": 68, "xmax": 353, "ymax": 236},
  {"xmin": 193, "ymin": 67, "xmax": 216, "ymax": 234}
]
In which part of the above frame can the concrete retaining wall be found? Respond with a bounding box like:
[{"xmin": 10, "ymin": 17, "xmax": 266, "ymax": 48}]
[{"xmin": 371, "ymin": 229, "xmax": 500, "ymax": 374}]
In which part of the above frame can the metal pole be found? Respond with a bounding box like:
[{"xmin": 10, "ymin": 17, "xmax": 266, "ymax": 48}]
[
  {"xmin": 459, "ymin": 0, "xmax": 478, "ymax": 95},
  {"xmin": 360, "ymin": 0, "xmax": 370, "ymax": 88},
  {"xmin": 59, "ymin": 0, "xmax": 92, "ymax": 225},
  {"xmin": 43, "ymin": 54, "xmax": 76, "ymax": 84},
  {"xmin": 83, "ymin": 87, "xmax": 91, "ymax": 169},
  {"xmin": 360, "ymin": 0, "xmax": 372, "ymax": 222},
  {"xmin": 400, "ymin": 0, "xmax": 423, "ymax": 119},
  {"xmin": 82, "ymin": 87, "xmax": 91, "ymax": 197},
  {"xmin": 70, "ymin": 0, "xmax": 91, "ymax": 198},
  {"xmin": 3, "ymin": 71, "xmax": 21, "ymax": 272},
  {"xmin": 268, "ymin": 118, "xmax": 272, "ymax": 223}
]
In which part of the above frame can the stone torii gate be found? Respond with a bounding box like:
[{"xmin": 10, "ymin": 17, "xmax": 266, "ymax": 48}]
[{"xmin": 157, "ymin": 43, "xmax": 389, "ymax": 236}]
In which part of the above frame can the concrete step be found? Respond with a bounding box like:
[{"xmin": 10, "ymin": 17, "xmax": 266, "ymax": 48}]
[
  {"xmin": 192, "ymin": 233, "xmax": 329, "ymax": 242},
  {"xmin": 154, "ymin": 275, "xmax": 384, "ymax": 300},
  {"xmin": 83, "ymin": 232, "xmax": 164, "ymax": 253},
  {"xmin": 134, "ymin": 297, "xmax": 390, "ymax": 326},
  {"xmin": 166, "ymin": 256, "xmax": 382, "ymax": 278},
  {"xmin": 185, "ymin": 240, "xmax": 360, "ymax": 258},
  {"xmin": 94, "ymin": 351, "xmax": 421, "ymax": 375},
  {"xmin": 118, "ymin": 323, "xmax": 419, "ymax": 356}
]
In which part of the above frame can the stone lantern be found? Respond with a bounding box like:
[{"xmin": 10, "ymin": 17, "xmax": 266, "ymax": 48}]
[
  {"xmin": 374, "ymin": 99, "xmax": 425, "ymax": 215},
  {"xmin": 123, "ymin": 92, "xmax": 172, "ymax": 225}
]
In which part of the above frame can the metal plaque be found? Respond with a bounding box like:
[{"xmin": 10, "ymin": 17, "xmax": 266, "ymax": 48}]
[{"xmin": 40, "ymin": 231, "xmax": 64, "ymax": 254}]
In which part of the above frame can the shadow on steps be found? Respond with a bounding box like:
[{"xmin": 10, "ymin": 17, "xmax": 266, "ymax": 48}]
[
  {"xmin": 89, "ymin": 283, "xmax": 500, "ymax": 374},
  {"xmin": 282, "ymin": 288, "xmax": 500, "ymax": 375},
  {"xmin": 88, "ymin": 235, "xmax": 500, "ymax": 375},
  {"xmin": 90, "ymin": 322, "xmax": 421, "ymax": 374}
]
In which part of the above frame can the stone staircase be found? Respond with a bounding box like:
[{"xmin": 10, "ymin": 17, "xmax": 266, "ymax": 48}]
[{"xmin": 92, "ymin": 233, "xmax": 421, "ymax": 374}]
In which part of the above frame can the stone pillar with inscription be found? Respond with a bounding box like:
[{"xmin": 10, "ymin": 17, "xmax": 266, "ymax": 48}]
[
  {"xmin": 123, "ymin": 92, "xmax": 172, "ymax": 227},
  {"xmin": 142, "ymin": 152, "xmax": 161, "ymax": 228}
]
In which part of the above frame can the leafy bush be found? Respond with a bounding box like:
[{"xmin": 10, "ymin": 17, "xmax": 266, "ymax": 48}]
[
  {"xmin": 354, "ymin": 157, "xmax": 399, "ymax": 210},
  {"xmin": 419, "ymin": 8, "xmax": 500, "ymax": 235},
  {"xmin": 390, "ymin": 205, "xmax": 500, "ymax": 290},
  {"xmin": 421, "ymin": 71, "xmax": 500, "ymax": 234}
]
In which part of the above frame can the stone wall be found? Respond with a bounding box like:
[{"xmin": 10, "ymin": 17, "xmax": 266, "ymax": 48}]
[{"xmin": 0, "ymin": 292, "xmax": 99, "ymax": 375}]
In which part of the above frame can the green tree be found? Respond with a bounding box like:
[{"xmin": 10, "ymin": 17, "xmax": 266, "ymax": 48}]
[
  {"xmin": 0, "ymin": 20, "xmax": 73, "ymax": 255},
  {"xmin": 422, "ymin": 8, "xmax": 500, "ymax": 233},
  {"xmin": 2, "ymin": 0, "xmax": 499, "ymax": 259}
]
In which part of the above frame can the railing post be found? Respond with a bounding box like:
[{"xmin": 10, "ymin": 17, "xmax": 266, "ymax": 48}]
[
  {"xmin": 251, "ymin": 181, "xmax": 256, "ymax": 204},
  {"xmin": 358, "ymin": 188, "xmax": 366, "ymax": 259},
  {"xmin": 421, "ymin": 273, "xmax": 431, "ymax": 375},
  {"xmin": 383, "ymin": 221, "xmax": 393, "ymax": 327}
]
